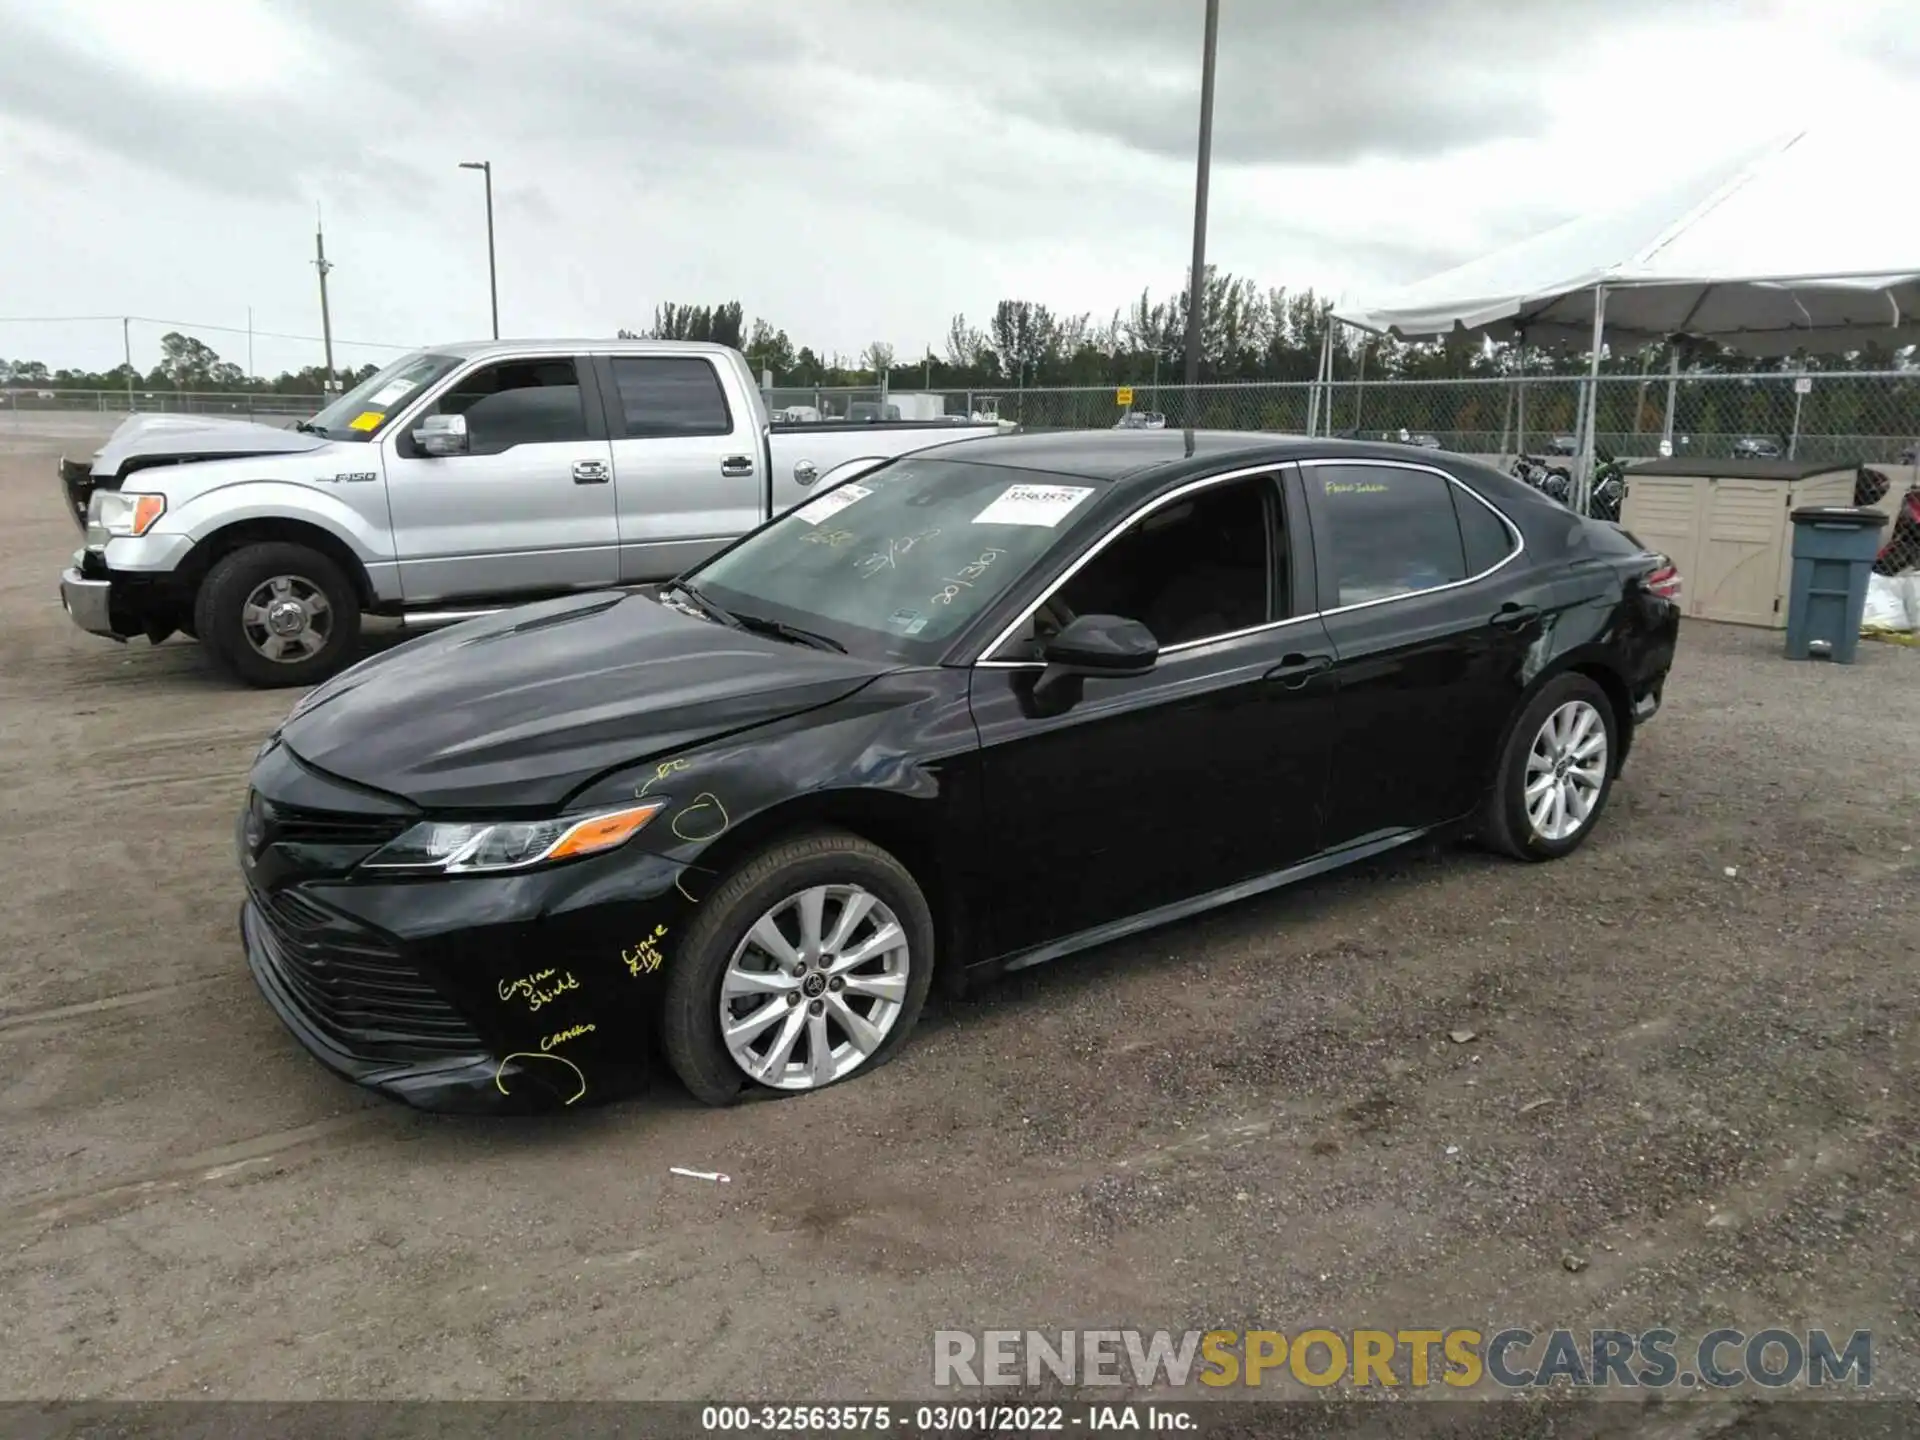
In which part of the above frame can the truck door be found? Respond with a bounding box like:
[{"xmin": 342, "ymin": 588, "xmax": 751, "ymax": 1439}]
[
  {"xmin": 382, "ymin": 354, "xmax": 618, "ymax": 604},
  {"xmin": 592, "ymin": 354, "xmax": 763, "ymax": 582}
]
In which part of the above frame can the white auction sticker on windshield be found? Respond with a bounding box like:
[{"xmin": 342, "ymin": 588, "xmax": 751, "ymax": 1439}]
[
  {"xmin": 792, "ymin": 484, "xmax": 871, "ymax": 525},
  {"xmin": 972, "ymin": 483, "xmax": 1094, "ymax": 527},
  {"xmin": 368, "ymin": 379, "xmax": 417, "ymax": 407}
]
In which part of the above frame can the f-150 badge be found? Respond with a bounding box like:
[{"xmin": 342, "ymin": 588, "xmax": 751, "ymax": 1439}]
[{"xmin": 316, "ymin": 471, "xmax": 378, "ymax": 484}]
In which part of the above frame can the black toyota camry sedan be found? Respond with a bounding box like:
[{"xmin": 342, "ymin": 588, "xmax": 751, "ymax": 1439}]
[{"xmin": 237, "ymin": 431, "xmax": 1681, "ymax": 1113}]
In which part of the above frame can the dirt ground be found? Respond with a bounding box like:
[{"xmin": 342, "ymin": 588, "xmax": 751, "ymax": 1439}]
[{"xmin": 2, "ymin": 419, "xmax": 1917, "ymax": 1408}]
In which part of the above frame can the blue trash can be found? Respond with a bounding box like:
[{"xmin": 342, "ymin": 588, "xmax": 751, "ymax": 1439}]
[{"xmin": 1784, "ymin": 506, "xmax": 1889, "ymax": 664}]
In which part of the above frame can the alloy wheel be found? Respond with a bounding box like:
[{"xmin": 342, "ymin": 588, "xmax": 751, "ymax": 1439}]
[
  {"xmin": 1524, "ymin": 699, "xmax": 1608, "ymax": 842},
  {"xmin": 718, "ymin": 883, "xmax": 911, "ymax": 1090},
  {"xmin": 241, "ymin": 574, "xmax": 333, "ymax": 663}
]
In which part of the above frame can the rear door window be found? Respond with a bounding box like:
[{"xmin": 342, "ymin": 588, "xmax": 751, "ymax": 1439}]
[
  {"xmin": 1308, "ymin": 464, "xmax": 1468, "ymax": 608},
  {"xmin": 608, "ymin": 357, "xmax": 734, "ymax": 438}
]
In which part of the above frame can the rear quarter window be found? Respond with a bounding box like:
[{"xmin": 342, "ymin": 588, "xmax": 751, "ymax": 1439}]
[{"xmin": 1450, "ymin": 485, "xmax": 1519, "ymax": 574}]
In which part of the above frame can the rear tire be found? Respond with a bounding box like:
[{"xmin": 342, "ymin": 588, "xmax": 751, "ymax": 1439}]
[
  {"xmin": 195, "ymin": 542, "xmax": 361, "ymax": 689},
  {"xmin": 660, "ymin": 830, "xmax": 935, "ymax": 1106},
  {"xmin": 1481, "ymin": 673, "xmax": 1617, "ymax": 862}
]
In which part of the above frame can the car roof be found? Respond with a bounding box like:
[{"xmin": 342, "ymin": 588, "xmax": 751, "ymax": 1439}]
[{"xmin": 914, "ymin": 429, "xmax": 1507, "ymax": 486}]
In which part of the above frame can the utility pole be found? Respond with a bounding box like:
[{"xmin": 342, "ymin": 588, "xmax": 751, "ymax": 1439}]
[
  {"xmin": 313, "ymin": 208, "xmax": 336, "ymax": 390},
  {"xmin": 459, "ymin": 161, "xmax": 499, "ymax": 338},
  {"xmin": 1180, "ymin": 0, "xmax": 1221, "ymax": 411},
  {"xmin": 121, "ymin": 317, "xmax": 134, "ymax": 413}
]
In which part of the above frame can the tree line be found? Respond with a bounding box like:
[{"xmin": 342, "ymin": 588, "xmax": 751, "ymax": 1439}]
[
  {"xmin": 6, "ymin": 268, "xmax": 1912, "ymax": 398},
  {"xmin": 0, "ymin": 331, "xmax": 378, "ymax": 395},
  {"xmin": 625, "ymin": 269, "xmax": 1913, "ymax": 393}
]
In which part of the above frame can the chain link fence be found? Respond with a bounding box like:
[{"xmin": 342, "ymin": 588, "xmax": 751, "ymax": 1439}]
[
  {"xmin": 1, "ymin": 388, "xmax": 324, "ymax": 419},
  {"xmin": 14, "ymin": 372, "xmax": 1910, "ymax": 461},
  {"xmin": 771, "ymin": 371, "xmax": 1917, "ymax": 465}
]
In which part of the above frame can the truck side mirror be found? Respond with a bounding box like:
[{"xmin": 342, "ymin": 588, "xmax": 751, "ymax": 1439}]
[{"xmin": 413, "ymin": 413, "xmax": 469, "ymax": 457}]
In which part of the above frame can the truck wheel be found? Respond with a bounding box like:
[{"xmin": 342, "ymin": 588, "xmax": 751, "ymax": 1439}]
[{"xmin": 195, "ymin": 542, "xmax": 361, "ymax": 689}]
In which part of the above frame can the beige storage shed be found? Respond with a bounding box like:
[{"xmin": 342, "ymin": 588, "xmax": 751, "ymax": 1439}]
[{"xmin": 1619, "ymin": 458, "xmax": 1859, "ymax": 628}]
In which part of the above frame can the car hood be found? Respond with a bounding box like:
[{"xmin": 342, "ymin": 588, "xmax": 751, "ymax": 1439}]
[
  {"xmin": 279, "ymin": 592, "xmax": 893, "ymax": 811},
  {"xmin": 89, "ymin": 412, "xmax": 329, "ymax": 475}
]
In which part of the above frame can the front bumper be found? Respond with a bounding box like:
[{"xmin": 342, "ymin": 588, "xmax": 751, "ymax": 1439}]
[
  {"xmin": 58, "ymin": 550, "xmax": 196, "ymax": 644},
  {"xmin": 236, "ymin": 743, "xmax": 700, "ymax": 1114},
  {"xmin": 60, "ymin": 565, "xmax": 125, "ymax": 639}
]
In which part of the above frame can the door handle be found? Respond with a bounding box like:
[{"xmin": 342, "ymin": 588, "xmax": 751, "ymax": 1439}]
[
  {"xmin": 1490, "ymin": 604, "xmax": 1542, "ymax": 630},
  {"xmin": 572, "ymin": 459, "xmax": 609, "ymax": 484},
  {"xmin": 721, "ymin": 455, "xmax": 755, "ymax": 478},
  {"xmin": 1264, "ymin": 652, "xmax": 1333, "ymax": 689}
]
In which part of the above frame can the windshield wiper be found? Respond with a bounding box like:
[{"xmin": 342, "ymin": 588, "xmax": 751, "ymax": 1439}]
[
  {"xmin": 658, "ymin": 580, "xmax": 739, "ymax": 628},
  {"xmin": 294, "ymin": 420, "xmax": 329, "ymax": 436},
  {"xmin": 728, "ymin": 611, "xmax": 847, "ymax": 654}
]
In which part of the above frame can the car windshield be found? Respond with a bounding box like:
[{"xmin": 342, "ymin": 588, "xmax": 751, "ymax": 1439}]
[
  {"xmin": 686, "ymin": 457, "xmax": 1112, "ymax": 662},
  {"xmin": 300, "ymin": 351, "xmax": 463, "ymax": 442}
]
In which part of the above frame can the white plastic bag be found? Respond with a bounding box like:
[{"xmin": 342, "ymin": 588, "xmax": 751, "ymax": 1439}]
[
  {"xmin": 1861, "ymin": 572, "xmax": 1909, "ymax": 632},
  {"xmin": 1899, "ymin": 574, "xmax": 1920, "ymax": 632}
]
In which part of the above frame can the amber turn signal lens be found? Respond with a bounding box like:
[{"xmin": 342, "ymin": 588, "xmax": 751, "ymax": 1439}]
[
  {"xmin": 544, "ymin": 801, "xmax": 667, "ymax": 861},
  {"xmin": 130, "ymin": 494, "xmax": 167, "ymax": 536}
]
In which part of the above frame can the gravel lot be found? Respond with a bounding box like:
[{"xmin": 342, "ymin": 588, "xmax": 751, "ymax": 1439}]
[{"xmin": 2, "ymin": 422, "xmax": 1917, "ymax": 1410}]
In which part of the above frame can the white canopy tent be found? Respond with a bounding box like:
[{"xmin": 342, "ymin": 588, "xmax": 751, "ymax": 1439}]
[{"xmin": 1328, "ymin": 127, "xmax": 1920, "ymax": 508}]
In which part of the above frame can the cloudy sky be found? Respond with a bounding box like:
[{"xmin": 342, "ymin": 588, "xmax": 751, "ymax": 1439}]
[{"xmin": 2, "ymin": 0, "xmax": 1916, "ymax": 379}]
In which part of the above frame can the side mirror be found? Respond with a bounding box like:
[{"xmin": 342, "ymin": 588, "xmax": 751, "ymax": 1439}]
[
  {"xmin": 413, "ymin": 412, "xmax": 469, "ymax": 457},
  {"xmin": 1031, "ymin": 614, "xmax": 1158, "ymax": 709}
]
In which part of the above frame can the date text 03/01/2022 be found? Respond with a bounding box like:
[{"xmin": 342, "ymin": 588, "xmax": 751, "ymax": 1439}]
[{"xmin": 697, "ymin": 1402, "xmax": 1194, "ymax": 1433}]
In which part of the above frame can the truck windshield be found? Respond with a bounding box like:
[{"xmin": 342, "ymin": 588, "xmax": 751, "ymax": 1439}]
[
  {"xmin": 300, "ymin": 352, "xmax": 463, "ymax": 441},
  {"xmin": 686, "ymin": 457, "xmax": 1111, "ymax": 663}
]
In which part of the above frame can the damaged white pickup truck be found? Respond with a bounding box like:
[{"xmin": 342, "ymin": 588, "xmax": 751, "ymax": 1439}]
[{"xmin": 59, "ymin": 338, "xmax": 1002, "ymax": 686}]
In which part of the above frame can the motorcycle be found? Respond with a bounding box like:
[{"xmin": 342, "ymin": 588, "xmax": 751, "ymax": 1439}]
[
  {"xmin": 1588, "ymin": 447, "xmax": 1627, "ymax": 523},
  {"xmin": 1512, "ymin": 449, "xmax": 1626, "ymax": 522},
  {"xmin": 1511, "ymin": 453, "xmax": 1573, "ymax": 504}
]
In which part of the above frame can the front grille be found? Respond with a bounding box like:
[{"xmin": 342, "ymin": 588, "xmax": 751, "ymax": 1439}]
[
  {"xmin": 250, "ymin": 886, "xmax": 483, "ymax": 1064},
  {"xmin": 261, "ymin": 797, "xmax": 409, "ymax": 849}
]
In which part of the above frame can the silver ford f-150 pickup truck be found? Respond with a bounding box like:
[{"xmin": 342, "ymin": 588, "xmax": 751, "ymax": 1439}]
[{"xmin": 58, "ymin": 338, "xmax": 1001, "ymax": 686}]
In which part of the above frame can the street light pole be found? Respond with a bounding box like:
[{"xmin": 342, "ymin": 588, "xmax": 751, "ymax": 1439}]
[
  {"xmin": 459, "ymin": 161, "xmax": 499, "ymax": 339},
  {"xmin": 1180, "ymin": 0, "xmax": 1221, "ymax": 413}
]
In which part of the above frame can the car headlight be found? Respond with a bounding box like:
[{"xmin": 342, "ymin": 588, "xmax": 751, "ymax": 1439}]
[
  {"xmin": 86, "ymin": 490, "xmax": 166, "ymax": 549},
  {"xmin": 360, "ymin": 800, "xmax": 668, "ymax": 874}
]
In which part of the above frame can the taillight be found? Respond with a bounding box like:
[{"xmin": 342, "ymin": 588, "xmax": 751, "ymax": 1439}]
[{"xmin": 1644, "ymin": 557, "xmax": 1683, "ymax": 602}]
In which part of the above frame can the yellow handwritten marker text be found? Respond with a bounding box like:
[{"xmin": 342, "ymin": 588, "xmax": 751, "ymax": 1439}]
[
  {"xmin": 637, "ymin": 758, "xmax": 690, "ymax": 799},
  {"xmin": 499, "ymin": 968, "xmax": 580, "ymax": 1012},
  {"xmin": 623, "ymin": 923, "xmax": 670, "ymax": 977},
  {"xmin": 540, "ymin": 1022, "xmax": 596, "ymax": 1051}
]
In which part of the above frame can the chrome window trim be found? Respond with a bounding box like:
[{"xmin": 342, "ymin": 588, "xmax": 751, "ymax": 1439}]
[
  {"xmin": 974, "ymin": 463, "xmax": 1291, "ymax": 668},
  {"xmin": 1298, "ymin": 456, "xmax": 1524, "ymax": 620},
  {"xmin": 972, "ymin": 455, "xmax": 1526, "ymax": 670}
]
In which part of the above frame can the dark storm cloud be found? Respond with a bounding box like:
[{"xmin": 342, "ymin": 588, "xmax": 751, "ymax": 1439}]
[
  {"xmin": 777, "ymin": 0, "xmax": 1721, "ymax": 165},
  {"xmin": 0, "ymin": 0, "xmax": 1722, "ymax": 205}
]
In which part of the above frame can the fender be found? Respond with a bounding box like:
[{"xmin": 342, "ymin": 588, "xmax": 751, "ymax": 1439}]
[
  {"xmin": 560, "ymin": 672, "xmax": 983, "ymax": 974},
  {"xmin": 167, "ymin": 477, "xmax": 395, "ymax": 564}
]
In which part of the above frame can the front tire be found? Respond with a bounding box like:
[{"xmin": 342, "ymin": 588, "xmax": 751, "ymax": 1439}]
[
  {"xmin": 1481, "ymin": 674, "xmax": 1617, "ymax": 861},
  {"xmin": 661, "ymin": 831, "xmax": 935, "ymax": 1106},
  {"xmin": 195, "ymin": 542, "xmax": 361, "ymax": 689}
]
